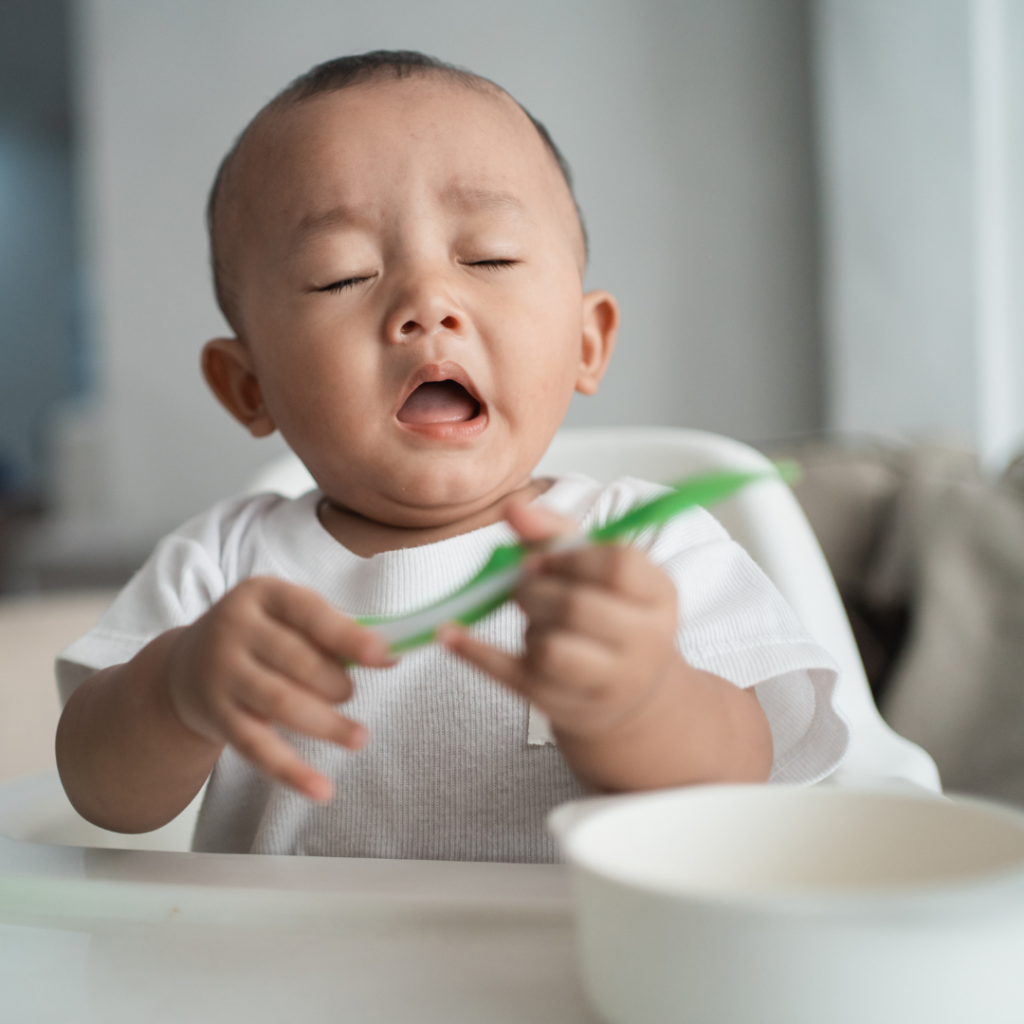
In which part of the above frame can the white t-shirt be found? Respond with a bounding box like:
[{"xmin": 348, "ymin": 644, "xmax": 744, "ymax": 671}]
[{"xmin": 57, "ymin": 474, "xmax": 850, "ymax": 862}]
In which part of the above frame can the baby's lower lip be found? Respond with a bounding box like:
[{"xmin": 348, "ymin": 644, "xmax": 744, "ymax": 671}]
[
  {"xmin": 395, "ymin": 379, "xmax": 490, "ymax": 440},
  {"xmin": 396, "ymin": 409, "xmax": 489, "ymax": 440},
  {"xmin": 396, "ymin": 380, "xmax": 481, "ymax": 425}
]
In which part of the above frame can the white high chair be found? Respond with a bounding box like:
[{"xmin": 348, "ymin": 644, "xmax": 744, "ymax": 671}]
[{"xmin": 247, "ymin": 425, "xmax": 940, "ymax": 792}]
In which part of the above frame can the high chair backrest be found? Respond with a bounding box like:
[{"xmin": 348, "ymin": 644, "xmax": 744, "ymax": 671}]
[
  {"xmin": 535, "ymin": 427, "xmax": 939, "ymax": 791},
  {"xmin": 247, "ymin": 427, "xmax": 940, "ymax": 791}
]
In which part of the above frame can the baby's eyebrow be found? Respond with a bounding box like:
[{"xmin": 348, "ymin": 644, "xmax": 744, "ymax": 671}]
[
  {"xmin": 283, "ymin": 203, "xmax": 376, "ymax": 261},
  {"xmin": 287, "ymin": 187, "xmax": 525, "ymax": 254},
  {"xmin": 440, "ymin": 184, "xmax": 527, "ymax": 214},
  {"xmin": 293, "ymin": 204, "xmax": 365, "ymax": 237}
]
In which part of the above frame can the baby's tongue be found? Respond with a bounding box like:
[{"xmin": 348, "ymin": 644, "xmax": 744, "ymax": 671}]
[{"xmin": 397, "ymin": 381, "xmax": 479, "ymax": 424}]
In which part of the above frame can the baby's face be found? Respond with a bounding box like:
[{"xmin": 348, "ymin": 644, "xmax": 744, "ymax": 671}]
[{"xmin": 211, "ymin": 78, "xmax": 616, "ymax": 529}]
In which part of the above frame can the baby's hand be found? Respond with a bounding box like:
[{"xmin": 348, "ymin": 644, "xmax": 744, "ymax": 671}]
[
  {"xmin": 441, "ymin": 501, "xmax": 681, "ymax": 740},
  {"xmin": 164, "ymin": 578, "xmax": 392, "ymax": 801}
]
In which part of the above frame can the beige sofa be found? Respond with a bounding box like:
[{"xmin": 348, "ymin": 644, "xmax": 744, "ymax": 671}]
[{"xmin": 773, "ymin": 438, "xmax": 1024, "ymax": 808}]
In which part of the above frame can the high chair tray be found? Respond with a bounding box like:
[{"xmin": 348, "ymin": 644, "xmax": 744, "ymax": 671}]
[{"xmin": 0, "ymin": 824, "xmax": 589, "ymax": 1022}]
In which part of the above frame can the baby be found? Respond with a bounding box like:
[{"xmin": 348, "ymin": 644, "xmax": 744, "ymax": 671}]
[{"xmin": 55, "ymin": 51, "xmax": 849, "ymax": 862}]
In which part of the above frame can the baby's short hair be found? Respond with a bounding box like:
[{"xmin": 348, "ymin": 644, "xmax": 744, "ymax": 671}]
[{"xmin": 207, "ymin": 50, "xmax": 588, "ymax": 332}]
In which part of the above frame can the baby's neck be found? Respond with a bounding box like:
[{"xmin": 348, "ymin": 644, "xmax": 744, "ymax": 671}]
[{"xmin": 317, "ymin": 478, "xmax": 552, "ymax": 557}]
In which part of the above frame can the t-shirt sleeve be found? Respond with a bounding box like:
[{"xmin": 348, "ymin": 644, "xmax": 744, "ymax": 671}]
[
  {"xmin": 54, "ymin": 502, "xmax": 243, "ymax": 704},
  {"xmin": 619, "ymin": 483, "xmax": 851, "ymax": 786}
]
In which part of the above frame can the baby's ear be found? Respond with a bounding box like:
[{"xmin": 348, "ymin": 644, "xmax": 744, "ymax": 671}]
[
  {"xmin": 201, "ymin": 338, "xmax": 277, "ymax": 438},
  {"xmin": 575, "ymin": 290, "xmax": 619, "ymax": 396}
]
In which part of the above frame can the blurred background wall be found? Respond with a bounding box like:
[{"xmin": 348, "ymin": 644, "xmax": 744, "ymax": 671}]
[
  {"xmin": 0, "ymin": 1, "xmax": 80, "ymax": 501},
  {"xmin": 1, "ymin": 0, "xmax": 1023, "ymax": 586},
  {"xmin": 816, "ymin": 0, "xmax": 1024, "ymax": 468}
]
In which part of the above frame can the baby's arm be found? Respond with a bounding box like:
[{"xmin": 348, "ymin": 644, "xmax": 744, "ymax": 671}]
[
  {"xmin": 56, "ymin": 578, "xmax": 392, "ymax": 833},
  {"xmin": 441, "ymin": 502, "xmax": 773, "ymax": 792}
]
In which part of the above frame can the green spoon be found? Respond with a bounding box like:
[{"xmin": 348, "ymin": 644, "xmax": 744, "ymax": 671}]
[{"xmin": 359, "ymin": 462, "xmax": 799, "ymax": 654}]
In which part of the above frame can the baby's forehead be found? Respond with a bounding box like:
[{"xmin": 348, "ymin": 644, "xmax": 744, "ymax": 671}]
[
  {"xmin": 211, "ymin": 75, "xmax": 584, "ymax": 324},
  {"xmin": 247, "ymin": 79, "xmax": 552, "ymax": 200}
]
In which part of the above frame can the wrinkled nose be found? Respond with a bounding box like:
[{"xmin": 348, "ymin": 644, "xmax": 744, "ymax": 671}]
[{"xmin": 385, "ymin": 272, "xmax": 464, "ymax": 344}]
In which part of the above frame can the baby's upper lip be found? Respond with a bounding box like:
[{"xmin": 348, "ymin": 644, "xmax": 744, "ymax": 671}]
[{"xmin": 395, "ymin": 361, "xmax": 485, "ymax": 414}]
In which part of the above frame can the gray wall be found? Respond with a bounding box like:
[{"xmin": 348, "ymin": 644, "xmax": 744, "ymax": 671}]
[
  {"xmin": 815, "ymin": 0, "xmax": 1024, "ymax": 464},
  {"xmin": 67, "ymin": 0, "xmax": 823, "ymax": 543}
]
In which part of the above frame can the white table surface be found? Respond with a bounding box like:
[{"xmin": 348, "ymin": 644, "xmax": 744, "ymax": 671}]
[{"xmin": 0, "ymin": 834, "xmax": 597, "ymax": 1023}]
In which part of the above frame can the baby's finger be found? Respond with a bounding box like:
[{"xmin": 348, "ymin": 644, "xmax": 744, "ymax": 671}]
[
  {"xmin": 257, "ymin": 579, "xmax": 393, "ymax": 666},
  {"xmin": 249, "ymin": 621, "xmax": 356, "ymax": 703},
  {"xmin": 505, "ymin": 498, "xmax": 577, "ymax": 545},
  {"xmin": 531, "ymin": 544, "xmax": 675, "ymax": 606},
  {"xmin": 523, "ymin": 628, "xmax": 619, "ymax": 694},
  {"xmin": 238, "ymin": 668, "xmax": 366, "ymax": 751},
  {"xmin": 227, "ymin": 712, "xmax": 333, "ymax": 802},
  {"xmin": 516, "ymin": 576, "xmax": 654, "ymax": 649},
  {"xmin": 439, "ymin": 625, "xmax": 532, "ymax": 696}
]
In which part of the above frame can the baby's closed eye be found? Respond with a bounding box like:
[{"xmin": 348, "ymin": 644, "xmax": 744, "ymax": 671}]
[
  {"xmin": 316, "ymin": 274, "xmax": 376, "ymax": 293},
  {"xmin": 462, "ymin": 258, "xmax": 520, "ymax": 270}
]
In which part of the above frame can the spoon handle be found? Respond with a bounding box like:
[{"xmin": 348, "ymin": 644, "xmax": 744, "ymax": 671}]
[{"xmin": 361, "ymin": 464, "xmax": 796, "ymax": 654}]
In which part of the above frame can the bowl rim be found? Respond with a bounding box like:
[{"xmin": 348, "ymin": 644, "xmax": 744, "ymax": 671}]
[{"xmin": 549, "ymin": 784, "xmax": 1024, "ymax": 920}]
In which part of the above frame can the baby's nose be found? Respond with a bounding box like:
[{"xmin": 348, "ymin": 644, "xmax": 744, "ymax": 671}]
[
  {"xmin": 386, "ymin": 271, "xmax": 465, "ymax": 343},
  {"xmin": 399, "ymin": 314, "xmax": 460, "ymax": 337}
]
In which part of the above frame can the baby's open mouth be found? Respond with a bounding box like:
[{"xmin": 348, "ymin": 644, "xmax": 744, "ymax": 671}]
[{"xmin": 396, "ymin": 380, "xmax": 482, "ymax": 425}]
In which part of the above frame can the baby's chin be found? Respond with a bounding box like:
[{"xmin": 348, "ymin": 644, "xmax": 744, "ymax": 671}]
[
  {"xmin": 322, "ymin": 458, "xmax": 534, "ymax": 531},
  {"xmin": 372, "ymin": 479, "xmax": 517, "ymax": 525}
]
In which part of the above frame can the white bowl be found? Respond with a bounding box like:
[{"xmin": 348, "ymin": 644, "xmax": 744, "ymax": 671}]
[{"xmin": 549, "ymin": 785, "xmax": 1024, "ymax": 1024}]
